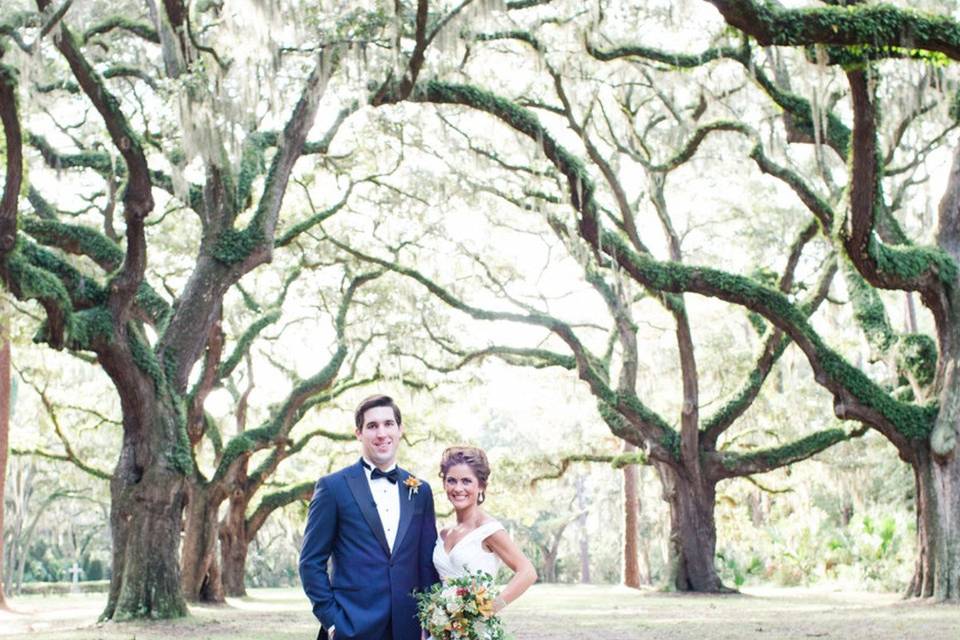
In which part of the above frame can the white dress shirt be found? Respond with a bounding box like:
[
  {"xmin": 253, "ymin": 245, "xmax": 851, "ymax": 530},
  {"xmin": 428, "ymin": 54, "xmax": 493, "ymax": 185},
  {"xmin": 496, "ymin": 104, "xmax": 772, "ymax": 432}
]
[{"xmin": 362, "ymin": 457, "xmax": 401, "ymax": 552}]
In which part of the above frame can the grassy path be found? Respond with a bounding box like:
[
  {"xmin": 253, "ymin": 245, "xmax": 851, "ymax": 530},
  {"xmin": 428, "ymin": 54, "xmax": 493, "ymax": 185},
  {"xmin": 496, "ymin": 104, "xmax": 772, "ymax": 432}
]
[{"xmin": 1, "ymin": 584, "xmax": 958, "ymax": 639}]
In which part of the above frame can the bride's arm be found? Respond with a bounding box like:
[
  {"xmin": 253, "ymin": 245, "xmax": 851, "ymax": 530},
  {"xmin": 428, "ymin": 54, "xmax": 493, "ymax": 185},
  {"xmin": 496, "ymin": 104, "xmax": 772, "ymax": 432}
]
[{"xmin": 484, "ymin": 531, "xmax": 537, "ymax": 612}]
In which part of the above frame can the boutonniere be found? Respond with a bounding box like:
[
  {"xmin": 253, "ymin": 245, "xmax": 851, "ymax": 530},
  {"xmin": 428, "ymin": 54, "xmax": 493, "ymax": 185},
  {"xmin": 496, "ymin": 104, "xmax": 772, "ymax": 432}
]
[{"xmin": 404, "ymin": 475, "xmax": 422, "ymax": 499}]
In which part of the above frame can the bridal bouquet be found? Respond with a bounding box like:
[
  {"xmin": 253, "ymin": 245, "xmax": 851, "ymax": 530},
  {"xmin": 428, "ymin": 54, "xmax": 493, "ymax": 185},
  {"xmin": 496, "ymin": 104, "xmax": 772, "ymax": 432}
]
[{"xmin": 416, "ymin": 571, "xmax": 507, "ymax": 640}]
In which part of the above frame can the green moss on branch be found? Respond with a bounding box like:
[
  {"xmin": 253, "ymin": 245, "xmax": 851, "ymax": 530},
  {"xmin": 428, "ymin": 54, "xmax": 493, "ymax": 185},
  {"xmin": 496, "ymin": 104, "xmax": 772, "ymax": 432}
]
[
  {"xmin": 587, "ymin": 41, "xmax": 744, "ymax": 67},
  {"xmin": 17, "ymin": 239, "xmax": 107, "ymax": 307},
  {"xmin": 82, "ymin": 16, "xmax": 159, "ymax": 43},
  {"xmin": 601, "ymin": 230, "xmax": 934, "ymax": 440},
  {"xmin": 255, "ymin": 481, "xmax": 314, "ymax": 514},
  {"xmin": 217, "ymin": 429, "xmax": 265, "ymax": 473},
  {"xmin": 211, "ymin": 228, "xmax": 262, "ymax": 265},
  {"xmin": 127, "ymin": 328, "xmax": 163, "ymax": 390},
  {"xmin": 843, "ymin": 260, "xmax": 894, "ymax": 354},
  {"xmin": 21, "ymin": 217, "xmax": 124, "ymax": 271},
  {"xmin": 217, "ymin": 310, "xmax": 280, "ymax": 380},
  {"xmin": 896, "ymin": 334, "xmax": 937, "ymax": 388},
  {"xmin": 817, "ymin": 43, "xmax": 950, "ymax": 67},
  {"xmin": 6, "ymin": 249, "xmax": 71, "ymax": 312},
  {"xmin": 203, "ymin": 412, "xmax": 223, "ymax": 456},
  {"xmin": 27, "ymin": 132, "xmax": 114, "ymax": 174},
  {"xmin": 66, "ymin": 307, "xmax": 114, "ymax": 350},
  {"xmin": 702, "ymin": 336, "xmax": 788, "ymax": 433},
  {"xmin": 710, "ymin": 0, "xmax": 960, "ymax": 61},
  {"xmin": 610, "ymin": 452, "xmax": 649, "ymax": 468},
  {"xmin": 236, "ymin": 132, "xmax": 272, "ymax": 209},
  {"xmin": 149, "ymin": 170, "xmax": 204, "ymax": 211},
  {"xmin": 135, "ymin": 282, "xmax": 172, "ymax": 329},
  {"xmin": 867, "ymin": 236, "xmax": 957, "ymax": 285},
  {"xmin": 722, "ymin": 427, "xmax": 854, "ymax": 474}
]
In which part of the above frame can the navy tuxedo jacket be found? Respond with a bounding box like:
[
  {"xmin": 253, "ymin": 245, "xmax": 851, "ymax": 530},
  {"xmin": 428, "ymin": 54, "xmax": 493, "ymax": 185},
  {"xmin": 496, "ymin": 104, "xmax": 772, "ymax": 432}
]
[{"xmin": 299, "ymin": 460, "xmax": 440, "ymax": 640}]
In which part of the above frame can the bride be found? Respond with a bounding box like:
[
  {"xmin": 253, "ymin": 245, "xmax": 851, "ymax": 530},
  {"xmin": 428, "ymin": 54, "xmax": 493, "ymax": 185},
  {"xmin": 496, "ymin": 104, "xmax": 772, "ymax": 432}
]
[{"xmin": 433, "ymin": 446, "xmax": 537, "ymax": 614}]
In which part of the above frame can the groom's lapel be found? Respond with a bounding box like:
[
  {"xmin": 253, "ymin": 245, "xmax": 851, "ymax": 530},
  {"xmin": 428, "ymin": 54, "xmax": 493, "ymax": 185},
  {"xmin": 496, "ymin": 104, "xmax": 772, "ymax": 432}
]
[
  {"xmin": 393, "ymin": 468, "xmax": 415, "ymax": 552},
  {"xmin": 345, "ymin": 461, "xmax": 391, "ymax": 557}
]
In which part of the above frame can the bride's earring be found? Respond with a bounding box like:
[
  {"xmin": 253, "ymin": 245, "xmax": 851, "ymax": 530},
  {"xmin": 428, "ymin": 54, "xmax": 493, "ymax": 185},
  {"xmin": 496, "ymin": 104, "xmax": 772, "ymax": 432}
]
[{"xmin": 477, "ymin": 490, "xmax": 485, "ymax": 504}]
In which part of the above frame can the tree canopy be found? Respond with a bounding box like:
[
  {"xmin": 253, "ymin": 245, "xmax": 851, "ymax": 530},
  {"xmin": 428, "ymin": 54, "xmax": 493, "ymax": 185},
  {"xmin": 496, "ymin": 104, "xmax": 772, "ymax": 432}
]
[{"xmin": 4, "ymin": 0, "xmax": 960, "ymax": 615}]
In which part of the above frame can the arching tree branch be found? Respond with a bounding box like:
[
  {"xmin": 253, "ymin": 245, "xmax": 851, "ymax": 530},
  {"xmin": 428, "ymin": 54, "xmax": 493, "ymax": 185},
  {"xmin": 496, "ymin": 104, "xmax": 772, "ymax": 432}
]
[{"xmin": 705, "ymin": 0, "xmax": 960, "ymax": 61}]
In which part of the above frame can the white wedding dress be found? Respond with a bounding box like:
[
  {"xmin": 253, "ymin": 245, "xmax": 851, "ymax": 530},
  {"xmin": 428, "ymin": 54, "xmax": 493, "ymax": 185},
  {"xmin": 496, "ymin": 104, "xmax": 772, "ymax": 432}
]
[
  {"xmin": 427, "ymin": 520, "xmax": 505, "ymax": 640},
  {"xmin": 433, "ymin": 519, "xmax": 504, "ymax": 581}
]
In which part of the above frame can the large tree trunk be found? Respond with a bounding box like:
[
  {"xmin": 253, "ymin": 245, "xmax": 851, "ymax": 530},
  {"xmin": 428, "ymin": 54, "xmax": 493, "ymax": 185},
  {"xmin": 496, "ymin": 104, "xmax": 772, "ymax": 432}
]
[
  {"xmin": 181, "ymin": 481, "xmax": 227, "ymax": 603},
  {"xmin": 102, "ymin": 393, "xmax": 188, "ymax": 621},
  {"xmin": 0, "ymin": 311, "xmax": 10, "ymax": 610},
  {"xmin": 220, "ymin": 489, "xmax": 250, "ymax": 597},
  {"xmin": 657, "ymin": 463, "xmax": 726, "ymax": 592},
  {"xmin": 908, "ymin": 445, "xmax": 960, "ymax": 599},
  {"xmin": 907, "ymin": 287, "xmax": 960, "ymax": 600}
]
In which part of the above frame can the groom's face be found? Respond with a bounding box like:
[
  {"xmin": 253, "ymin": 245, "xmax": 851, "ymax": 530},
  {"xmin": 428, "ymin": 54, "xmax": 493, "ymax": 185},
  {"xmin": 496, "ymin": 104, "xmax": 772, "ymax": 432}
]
[{"xmin": 357, "ymin": 405, "xmax": 402, "ymax": 468}]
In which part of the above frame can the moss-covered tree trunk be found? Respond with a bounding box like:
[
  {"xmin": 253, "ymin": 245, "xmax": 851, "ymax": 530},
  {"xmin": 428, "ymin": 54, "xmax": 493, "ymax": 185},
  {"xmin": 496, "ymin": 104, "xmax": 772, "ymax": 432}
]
[
  {"xmin": 181, "ymin": 481, "xmax": 227, "ymax": 603},
  {"xmin": 181, "ymin": 473, "xmax": 249, "ymax": 600},
  {"xmin": 103, "ymin": 391, "xmax": 188, "ymax": 620},
  {"xmin": 220, "ymin": 489, "xmax": 250, "ymax": 597},
  {"xmin": 221, "ymin": 478, "xmax": 319, "ymax": 597},
  {"xmin": 215, "ymin": 443, "xmax": 252, "ymax": 598},
  {"xmin": 909, "ymin": 419, "xmax": 960, "ymax": 599},
  {"xmin": 657, "ymin": 463, "xmax": 725, "ymax": 592},
  {"xmin": 901, "ymin": 119, "xmax": 960, "ymax": 600}
]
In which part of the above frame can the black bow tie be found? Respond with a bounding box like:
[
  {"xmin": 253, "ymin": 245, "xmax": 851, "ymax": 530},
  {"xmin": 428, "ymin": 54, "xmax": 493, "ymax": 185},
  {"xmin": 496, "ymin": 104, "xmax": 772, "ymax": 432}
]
[
  {"xmin": 363, "ymin": 461, "xmax": 399, "ymax": 484},
  {"xmin": 371, "ymin": 467, "xmax": 398, "ymax": 484}
]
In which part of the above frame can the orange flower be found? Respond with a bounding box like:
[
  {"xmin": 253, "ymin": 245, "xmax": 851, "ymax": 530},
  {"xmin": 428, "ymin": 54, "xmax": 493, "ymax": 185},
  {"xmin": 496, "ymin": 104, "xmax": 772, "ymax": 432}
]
[
  {"xmin": 404, "ymin": 475, "xmax": 422, "ymax": 499},
  {"xmin": 477, "ymin": 597, "xmax": 494, "ymax": 618}
]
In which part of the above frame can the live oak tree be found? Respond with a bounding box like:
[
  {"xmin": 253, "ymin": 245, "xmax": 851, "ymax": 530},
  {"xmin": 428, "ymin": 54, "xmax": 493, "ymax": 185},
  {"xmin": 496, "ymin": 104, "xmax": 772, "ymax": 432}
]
[
  {"xmin": 341, "ymin": 3, "xmax": 862, "ymax": 592},
  {"xmin": 361, "ymin": 0, "xmax": 960, "ymax": 599},
  {"xmin": 615, "ymin": 0, "xmax": 960, "ymax": 600},
  {"xmin": 14, "ymin": 263, "xmax": 419, "ymax": 603},
  {"xmin": 0, "ymin": 0, "xmax": 470, "ymax": 618}
]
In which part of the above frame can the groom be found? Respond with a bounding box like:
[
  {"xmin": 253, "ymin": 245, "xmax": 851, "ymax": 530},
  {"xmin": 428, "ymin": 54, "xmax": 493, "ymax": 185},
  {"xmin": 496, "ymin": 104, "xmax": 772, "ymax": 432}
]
[{"xmin": 300, "ymin": 394, "xmax": 439, "ymax": 640}]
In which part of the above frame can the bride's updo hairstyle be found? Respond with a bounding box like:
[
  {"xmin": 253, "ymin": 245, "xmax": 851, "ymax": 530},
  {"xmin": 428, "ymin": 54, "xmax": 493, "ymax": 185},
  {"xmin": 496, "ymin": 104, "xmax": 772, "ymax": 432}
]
[{"xmin": 440, "ymin": 446, "xmax": 491, "ymax": 504}]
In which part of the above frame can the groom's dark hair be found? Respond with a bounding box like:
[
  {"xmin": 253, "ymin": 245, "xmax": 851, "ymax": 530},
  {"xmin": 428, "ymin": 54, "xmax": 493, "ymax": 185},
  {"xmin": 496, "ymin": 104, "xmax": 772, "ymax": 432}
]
[{"xmin": 354, "ymin": 394, "xmax": 402, "ymax": 431}]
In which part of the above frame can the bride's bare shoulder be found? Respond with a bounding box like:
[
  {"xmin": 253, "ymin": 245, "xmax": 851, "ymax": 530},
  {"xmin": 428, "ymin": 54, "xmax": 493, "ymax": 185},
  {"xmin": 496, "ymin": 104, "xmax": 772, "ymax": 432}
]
[{"xmin": 476, "ymin": 510, "xmax": 500, "ymax": 527}]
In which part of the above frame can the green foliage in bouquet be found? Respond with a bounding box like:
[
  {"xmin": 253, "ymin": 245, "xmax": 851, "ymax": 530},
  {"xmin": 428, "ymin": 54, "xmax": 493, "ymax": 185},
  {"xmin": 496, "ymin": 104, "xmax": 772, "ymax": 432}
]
[{"xmin": 416, "ymin": 571, "xmax": 508, "ymax": 640}]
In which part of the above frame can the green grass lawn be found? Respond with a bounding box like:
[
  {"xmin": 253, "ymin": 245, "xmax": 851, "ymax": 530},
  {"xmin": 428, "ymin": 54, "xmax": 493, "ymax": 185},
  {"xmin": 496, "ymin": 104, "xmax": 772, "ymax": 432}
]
[{"xmin": 2, "ymin": 584, "xmax": 959, "ymax": 639}]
